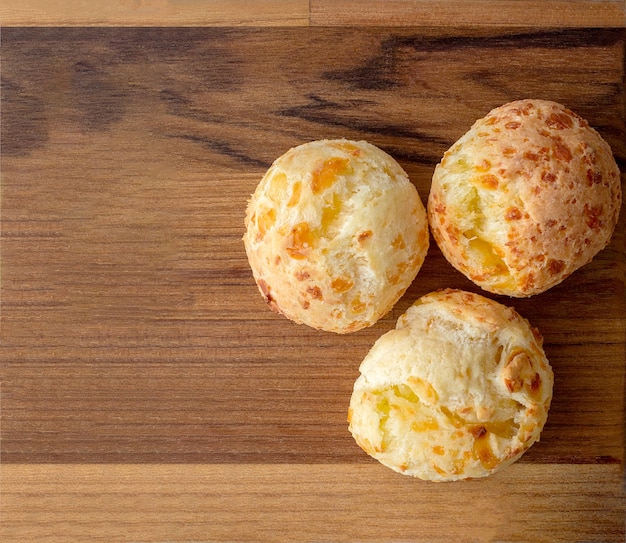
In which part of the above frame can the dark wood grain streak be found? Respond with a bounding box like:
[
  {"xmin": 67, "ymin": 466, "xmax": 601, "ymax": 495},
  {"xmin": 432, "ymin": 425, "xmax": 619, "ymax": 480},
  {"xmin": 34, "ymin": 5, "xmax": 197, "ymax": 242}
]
[
  {"xmin": 1, "ymin": 28, "xmax": 624, "ymax": 473},
  {"xmin": 169, "ymin": 133, "xmax": 271, "ymax": 168}
]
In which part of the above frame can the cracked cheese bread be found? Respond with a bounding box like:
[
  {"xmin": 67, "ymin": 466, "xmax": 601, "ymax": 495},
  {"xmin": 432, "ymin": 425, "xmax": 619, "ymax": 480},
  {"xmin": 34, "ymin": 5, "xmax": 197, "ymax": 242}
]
[
  {"xmin": 428, "ymin": 99, "xmax": 621, "ymax": 297},
  {"xmin": 348, "ymin": 289, "xmax": 553, "ymax": 481},
  {"xmin": 244, "ymin": 139, "xmax": 429, "ymax": 333}
]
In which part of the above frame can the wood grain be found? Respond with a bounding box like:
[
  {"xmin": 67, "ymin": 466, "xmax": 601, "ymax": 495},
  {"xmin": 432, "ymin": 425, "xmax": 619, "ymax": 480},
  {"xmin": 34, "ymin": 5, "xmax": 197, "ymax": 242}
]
[
  {"xmin": 312, "ymin": 0, "xmax": 626, "ymax": 27},
  {"xmin": 1, "ymin": 27, "xmax": 625, "ymax": 541},
  {"xmin": 0, "ymin": 0, "xmax": 310, "ymax": 26},
  {"xmin": 2, "ymin": 464, "xmax": 625, "ymax": 543},
  {"xmin": 1, "ymin": 0, "xmax": 624, "ymax": 27}
]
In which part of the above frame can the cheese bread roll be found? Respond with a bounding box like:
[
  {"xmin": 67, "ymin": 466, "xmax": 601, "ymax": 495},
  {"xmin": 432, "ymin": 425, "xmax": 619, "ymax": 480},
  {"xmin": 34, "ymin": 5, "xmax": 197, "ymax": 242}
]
[
  {"xmin": 428, "ymin": 99, "xmax": 621, "ymax": 297},
  {"xmin": 348, "ymin": 289, "xmax": 553, "ymax": 481},
  {"xmin": 244, "ymin": 139, "xmax": 429, "ymax": 333}
]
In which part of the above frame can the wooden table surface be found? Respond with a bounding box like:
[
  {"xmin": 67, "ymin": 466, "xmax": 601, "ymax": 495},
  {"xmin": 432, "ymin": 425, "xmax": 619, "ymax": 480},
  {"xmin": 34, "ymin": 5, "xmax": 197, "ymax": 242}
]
[{"xmin": 1, "ymin": 3, "xmax": 625, "ymax": 542}]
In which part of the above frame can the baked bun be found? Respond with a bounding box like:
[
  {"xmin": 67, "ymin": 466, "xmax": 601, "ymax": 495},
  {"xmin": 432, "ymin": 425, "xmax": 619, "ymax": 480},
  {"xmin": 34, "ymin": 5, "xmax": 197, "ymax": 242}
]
[
  {"xmin": 428, "ymin": 99, "xmax": 621, "ymax": 297},
  {"xmin": 348, "ymin": 289, "xmax": 553, "ymax": 481},
  {"xmin": 244, "ymin": 139, "xmax": 429, "ymax": 333}
]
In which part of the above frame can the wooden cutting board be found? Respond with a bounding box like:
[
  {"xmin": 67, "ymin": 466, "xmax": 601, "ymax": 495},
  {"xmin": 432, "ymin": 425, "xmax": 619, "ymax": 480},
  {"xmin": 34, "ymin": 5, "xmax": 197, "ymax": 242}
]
[{"xmin": 1, "ymin": 24, "xmax": 625, "ymax": 542}]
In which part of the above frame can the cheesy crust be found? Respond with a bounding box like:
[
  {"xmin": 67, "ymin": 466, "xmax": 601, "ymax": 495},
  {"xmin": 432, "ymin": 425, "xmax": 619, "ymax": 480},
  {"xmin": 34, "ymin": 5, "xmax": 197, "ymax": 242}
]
[
  {"xmin": 244, "ymin": 139, "xmax": 429, "ymax": 333},
  {"xmin": 428, "ymin": 99, "xmax": 621, "ymax": 297},
  {"xmin": 348, "ymin": 289, "xmax": 553, "ymax": 481}
]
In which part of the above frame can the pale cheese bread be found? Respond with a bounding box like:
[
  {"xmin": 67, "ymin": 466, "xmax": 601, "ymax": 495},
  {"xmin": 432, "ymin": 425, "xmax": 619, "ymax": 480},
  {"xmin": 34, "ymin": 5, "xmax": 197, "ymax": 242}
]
[
  {"xmin": 244, "ymin": 139, "xmax": 429, "ymax": 333},
  {"xmin": 348, "ymin": 289, "xmax": 553, "ymax": 481},
  {"xmin": 428, "ymin": 99, "xmax": 621, "ymax": 297}
]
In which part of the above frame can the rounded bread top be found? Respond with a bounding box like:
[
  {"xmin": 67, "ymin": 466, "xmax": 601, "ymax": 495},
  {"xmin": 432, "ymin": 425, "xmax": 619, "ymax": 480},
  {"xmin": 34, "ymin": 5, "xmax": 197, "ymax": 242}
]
[
  {"xmin": 348, "ymin": 288, "xmax": 554, "ymax": 481},
  {"xmin": 244, "ymin": 139, "xmax": 429, "ymax": 333},
  {"xmin": 428, "ymin": 99, "xmax": 621, "ymax": 297}
]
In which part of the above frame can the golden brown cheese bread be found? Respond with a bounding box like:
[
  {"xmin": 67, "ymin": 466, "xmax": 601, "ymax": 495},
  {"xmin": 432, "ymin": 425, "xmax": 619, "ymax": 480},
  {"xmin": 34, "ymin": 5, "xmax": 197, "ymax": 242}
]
[
  {"xmin": 348, "ymin": 289, "xmax": 553, "ymax": 481},
  {"xmin": 244, "ymin": 139, "xmax": 429, "ymax": 333},
  {"xmin": 428, "ymin": 99, "xmax": 621, "ymax": 297}
]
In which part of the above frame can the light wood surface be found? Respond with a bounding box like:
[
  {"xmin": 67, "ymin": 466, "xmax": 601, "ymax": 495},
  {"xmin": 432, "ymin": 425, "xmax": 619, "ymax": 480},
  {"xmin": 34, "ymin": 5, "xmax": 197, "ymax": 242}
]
[
  {"xmin": 1, "ymin": 23, "xmax": 625, "ymax": 543},
  {"xmin": 1, "ymin": 0, "xmax": 625, "ymax": 27},
  {"xmin": 3, "ymin": 464, "xmax": 625, "ymax": 543},
  {"xmin": 312, "ymin": 0, "xmax": 626, "ymax": 27}
]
